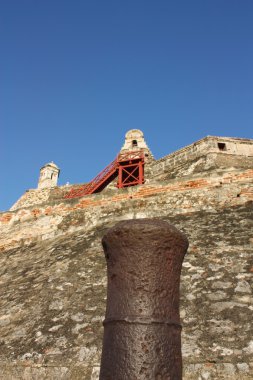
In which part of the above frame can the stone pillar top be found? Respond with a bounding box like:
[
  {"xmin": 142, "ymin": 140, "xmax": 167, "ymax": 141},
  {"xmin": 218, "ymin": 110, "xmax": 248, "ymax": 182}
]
[{"xmin": 120, "ymin": 129, "xmax": 153, "ymax": 160}]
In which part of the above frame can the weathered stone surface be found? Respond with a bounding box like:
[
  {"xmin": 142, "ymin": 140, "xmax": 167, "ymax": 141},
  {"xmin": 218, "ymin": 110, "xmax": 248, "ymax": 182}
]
[
  {"xmin": 0, "ymin": 134, "xmax": 253, "ymax": 379},
  {"xmin": 100, "ymin": 219, "xmax": 188, "ymax": 380}
]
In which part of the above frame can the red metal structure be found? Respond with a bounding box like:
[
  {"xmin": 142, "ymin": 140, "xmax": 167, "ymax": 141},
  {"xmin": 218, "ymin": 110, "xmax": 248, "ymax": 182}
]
[
  {"xmin": 117, "ymin": 151, "xmax": 144, "ymax": 189},
  {"xmin": 64, "ymin": 151, "xmax": 145, "ymax": 199}
]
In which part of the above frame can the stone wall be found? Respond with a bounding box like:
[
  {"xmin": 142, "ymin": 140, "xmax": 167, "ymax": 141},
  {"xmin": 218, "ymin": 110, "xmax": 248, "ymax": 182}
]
[
  {"xmin": 10, "ymin": 185, "xmax": 72, "ymax": 212},
  {"xmin": 0, "ymin": 166, "xmax": 253, "ymax": 379},
  {"xmin": 10, "ymin": 136, "xmax": 253, "ymax": 212},
  {"xmin": 151, "ymin": 136, "xmax": 253, "ymax": 180},
  {"xmin": 9, "ymin": 188, "xmax": 53, "ymax": 212}
]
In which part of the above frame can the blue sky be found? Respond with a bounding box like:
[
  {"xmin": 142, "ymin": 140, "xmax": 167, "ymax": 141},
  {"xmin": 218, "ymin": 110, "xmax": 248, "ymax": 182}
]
[{"xmin": 1, "ymin": 0, "xmax": 253, "ymax": 211}]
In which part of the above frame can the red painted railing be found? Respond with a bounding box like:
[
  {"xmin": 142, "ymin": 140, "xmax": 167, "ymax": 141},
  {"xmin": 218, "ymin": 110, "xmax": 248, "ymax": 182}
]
[
  {"xmin": 64, "ymin": 151, "xmax": 144, "ymax": 199},
  {"xmin": 117, "ymin": 150, "xmax": 144, "ymax": 163}
]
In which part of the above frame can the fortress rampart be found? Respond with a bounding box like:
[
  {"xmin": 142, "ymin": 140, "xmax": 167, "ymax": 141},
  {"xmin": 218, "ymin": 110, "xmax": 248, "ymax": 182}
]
[
  {"xmin": 151, "ymin": 136, "xmax": 253, "ymax": 179},
  {"xmin": 0, "ymin": 132, "xmax": 252, "ymax": 379}
]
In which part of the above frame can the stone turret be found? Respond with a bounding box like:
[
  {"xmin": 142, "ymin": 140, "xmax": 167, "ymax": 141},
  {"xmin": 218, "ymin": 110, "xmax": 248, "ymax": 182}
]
[
  {"xmin": 38, "ymin": 162, "xmax": 60, "ymax": 189},
  {"xmin": 120, "ymin": 129, "xmax": 154, "ymax": 161}
]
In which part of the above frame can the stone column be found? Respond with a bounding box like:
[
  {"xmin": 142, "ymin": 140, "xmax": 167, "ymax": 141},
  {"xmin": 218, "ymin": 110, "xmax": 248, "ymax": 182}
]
[{"xmin": 99, "ymin": 219, "xmax": 188, "ymax": 380}]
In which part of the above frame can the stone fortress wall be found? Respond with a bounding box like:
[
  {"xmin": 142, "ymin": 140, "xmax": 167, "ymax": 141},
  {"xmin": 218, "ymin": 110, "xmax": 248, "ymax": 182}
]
[
  {"xmin": 0, "ymin": 132, "xmax": 253, "ymax": 379},
  {"xmin": 10, "ymin": 135, "xmax": 253, "ymax": 212},
  {"xmin": 151, "ymin": 136, "xmax": 253, "ymax": 179}
]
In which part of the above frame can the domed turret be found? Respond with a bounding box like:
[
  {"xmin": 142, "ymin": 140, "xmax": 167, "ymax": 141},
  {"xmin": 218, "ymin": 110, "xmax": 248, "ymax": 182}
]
[
  {"xmin": 120, "ymin": 129, "xmax": 153, "ymax": 161},
  {"xmin": 38, "ymin": 162, "xmax": 60, "ymax": 189}
]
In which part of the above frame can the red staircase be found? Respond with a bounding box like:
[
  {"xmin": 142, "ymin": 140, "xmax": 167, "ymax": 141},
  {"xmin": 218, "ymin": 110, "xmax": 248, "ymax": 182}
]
[{"xmin": 64, "ymin": 151, "xmax": 145, "ymax": 199}]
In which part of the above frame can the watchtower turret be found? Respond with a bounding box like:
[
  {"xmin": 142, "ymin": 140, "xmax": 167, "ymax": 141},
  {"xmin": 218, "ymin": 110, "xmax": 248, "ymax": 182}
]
[
  {"xmin": 38, "ymin": 162, "xmax": 60, "ymax": 189},
  {"xmin": 120, "ymin": 129, "xmax": 153, "ymax": 161}
]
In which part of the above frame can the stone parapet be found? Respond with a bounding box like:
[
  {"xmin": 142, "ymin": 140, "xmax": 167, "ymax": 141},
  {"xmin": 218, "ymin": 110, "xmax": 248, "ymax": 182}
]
[{"xmin": 151, "ymin": 136, "xmax": 253, "ymax": 179}]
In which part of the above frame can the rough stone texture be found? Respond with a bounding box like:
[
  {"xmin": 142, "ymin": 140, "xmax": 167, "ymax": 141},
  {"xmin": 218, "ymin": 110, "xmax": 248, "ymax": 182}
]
[
  {"xmin": 151, "ymin": 136, "xmax": 253, "ymax": 180},
  {"xmin": 100, "ymin": 220, "xmax": 188, "ymax": 380},
  {"xmin": 1, "ymin": 135, "xmax": 253, "ymax": 379}
]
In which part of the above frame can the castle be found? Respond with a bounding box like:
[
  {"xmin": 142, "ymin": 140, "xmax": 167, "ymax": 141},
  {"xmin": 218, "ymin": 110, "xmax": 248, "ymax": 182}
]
[{"xmin": 0, "ymin": 130, "xmax": 252, "ymax": 379}]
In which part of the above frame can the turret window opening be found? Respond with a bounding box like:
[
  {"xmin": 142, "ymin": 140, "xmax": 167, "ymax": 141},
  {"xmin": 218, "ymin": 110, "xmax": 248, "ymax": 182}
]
[
  {"xmin": 132, "ymin": 140, "xmax": 138, "ymax": 147},
  {"xmin": 218, "ymin": 143, "xmax": 227, "ymax": 151}
]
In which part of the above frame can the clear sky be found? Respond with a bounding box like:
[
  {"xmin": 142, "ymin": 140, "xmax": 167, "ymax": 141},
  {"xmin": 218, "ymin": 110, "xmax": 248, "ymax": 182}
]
[{"xmin": 1, "ymin": 0, "xmax": 253, "ymax": 211}]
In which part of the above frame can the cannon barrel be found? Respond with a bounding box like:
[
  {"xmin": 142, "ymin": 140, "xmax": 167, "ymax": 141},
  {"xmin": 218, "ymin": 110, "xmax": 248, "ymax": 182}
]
[{"xmin": 99, "ymin": 219, "xmax": 188, "ymax": 380}]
